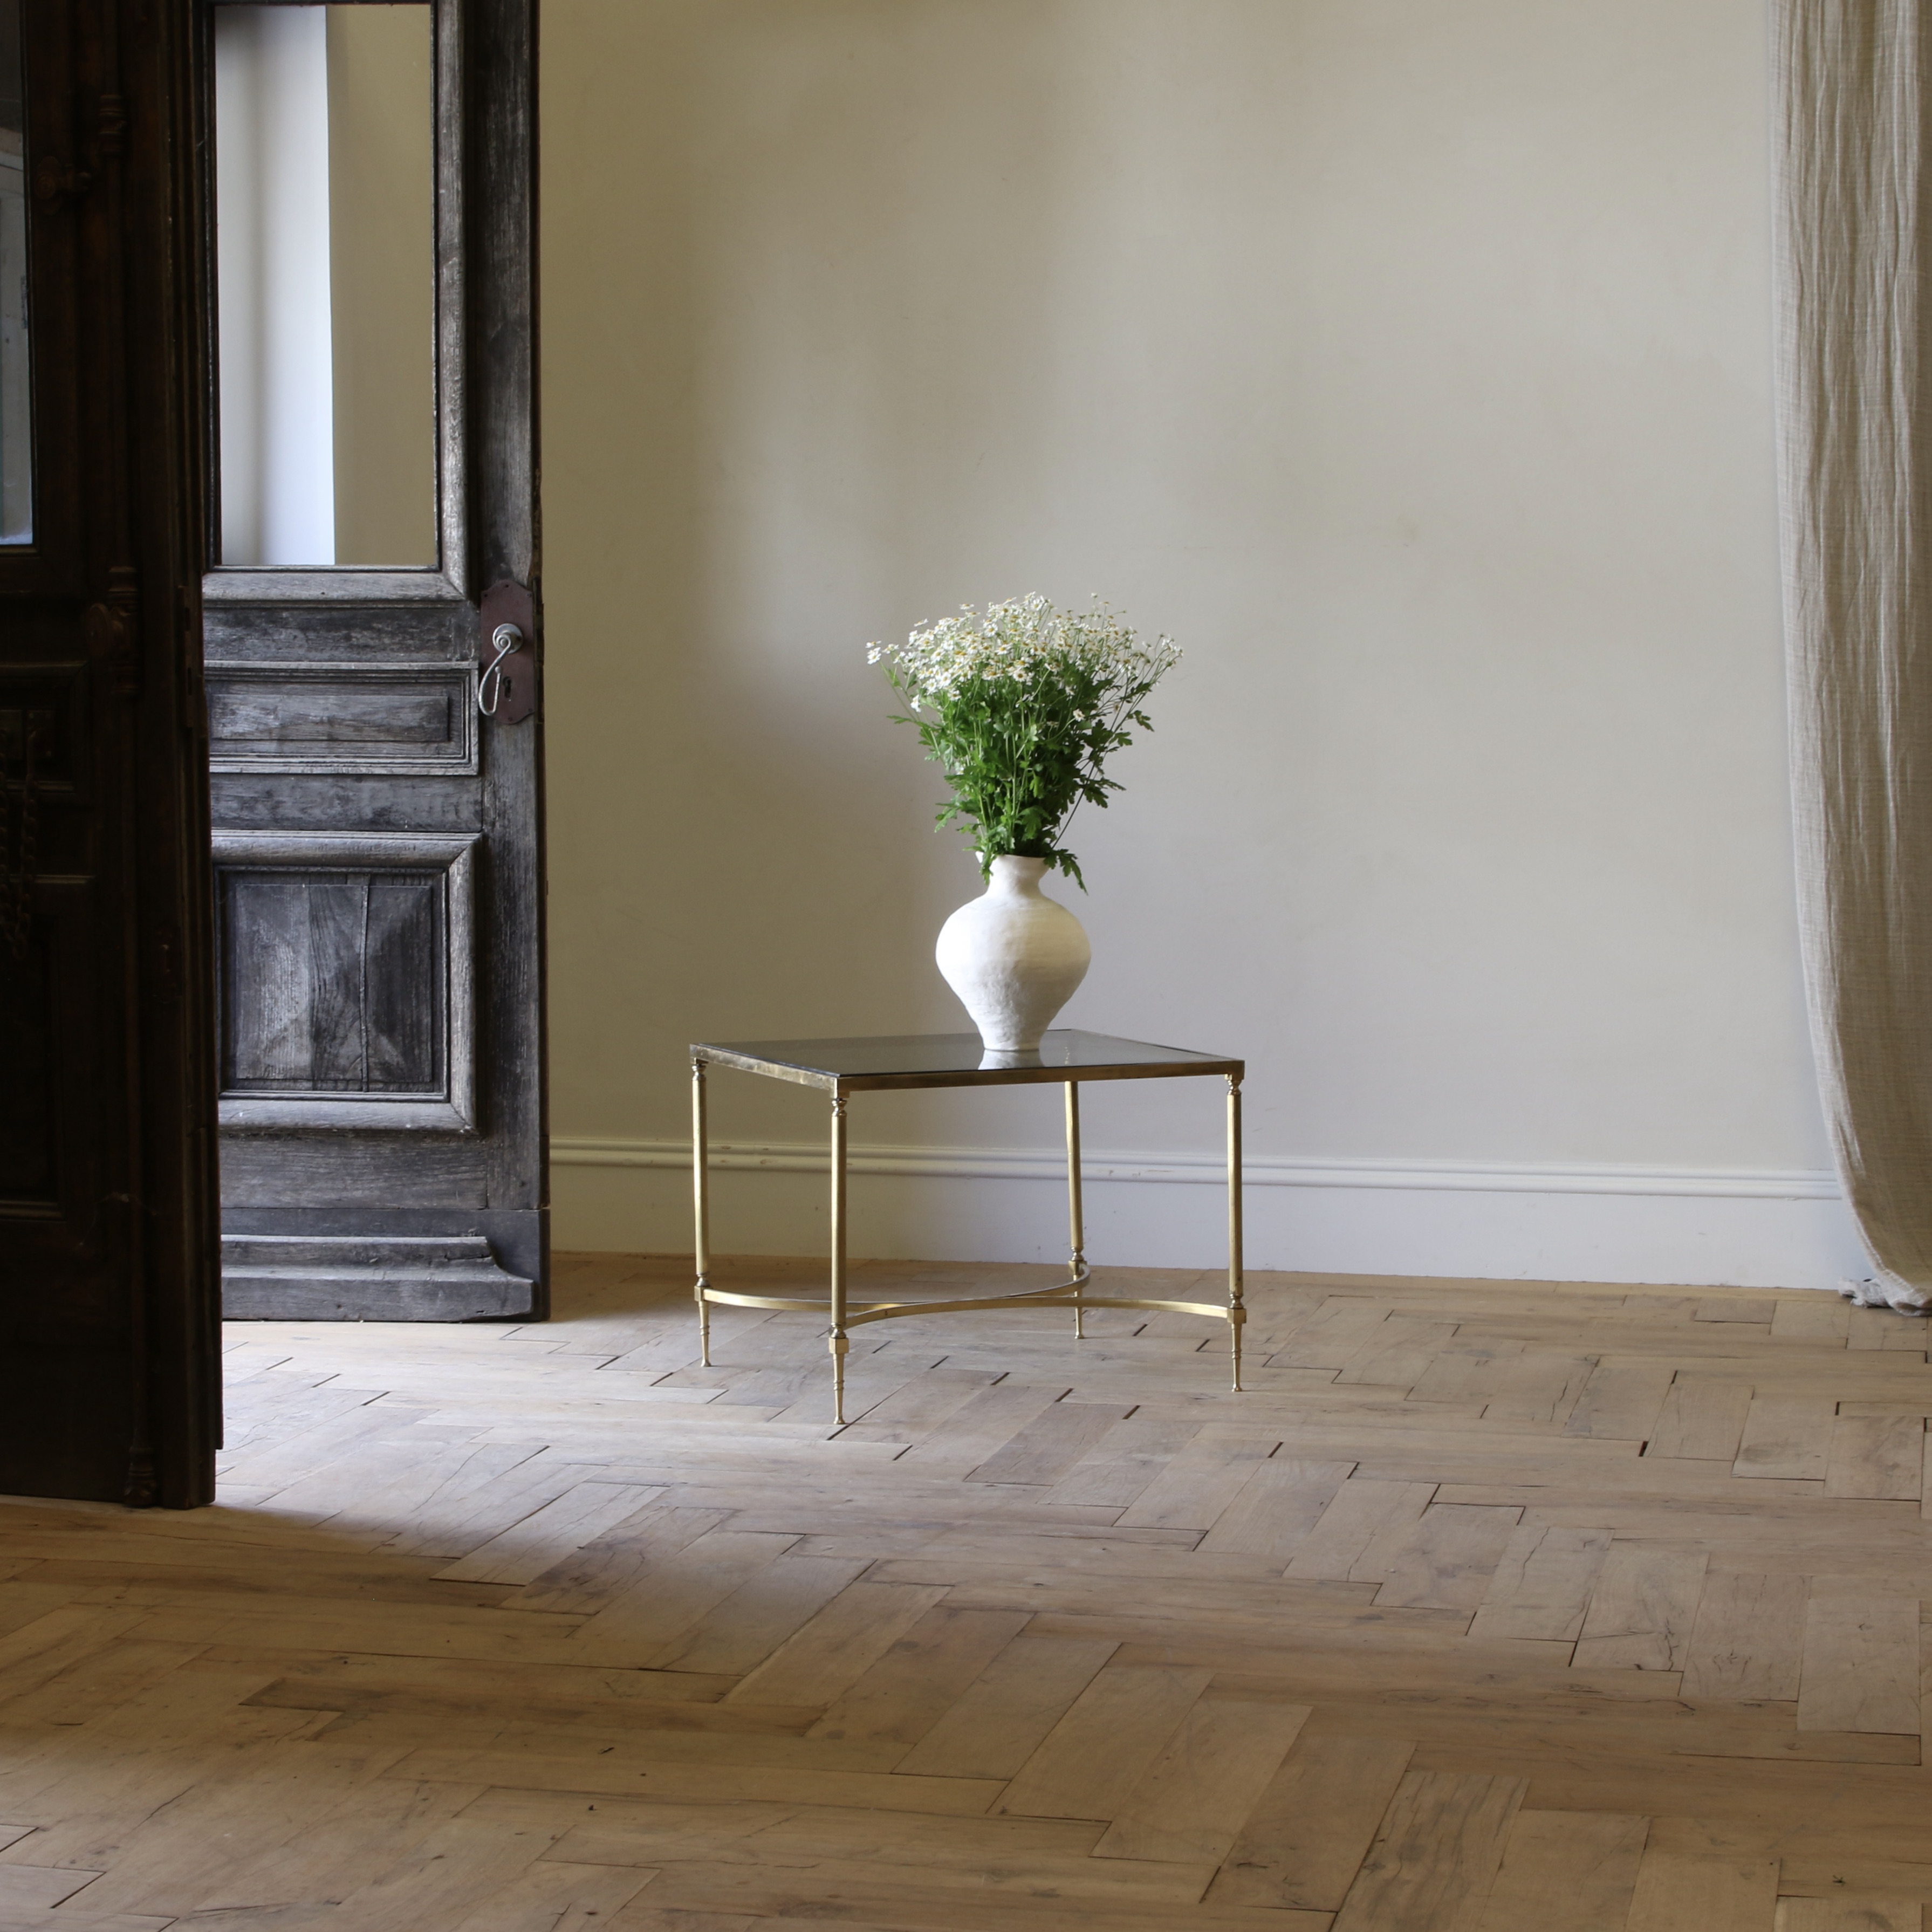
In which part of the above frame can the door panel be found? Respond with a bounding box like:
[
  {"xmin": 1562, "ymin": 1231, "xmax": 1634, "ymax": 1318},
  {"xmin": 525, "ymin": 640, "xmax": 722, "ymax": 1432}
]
[
  {"xmin": 0, "ymin": 0, "xmax": 222, "ymax": 1504},
  {"xmin": 206, "ymin": 0, "xmax": 544, "ymax": 1323},
  {"xmin": 215, "ymin": 831, "xmax": 475, "ymax": 1127},
  {"xmin": 224, "ymin": 874, "xmax": 446, "ymax": 1094},
  {"xmin": 205, "ymin": 665, "xmax": 478, "ymax": 775}
]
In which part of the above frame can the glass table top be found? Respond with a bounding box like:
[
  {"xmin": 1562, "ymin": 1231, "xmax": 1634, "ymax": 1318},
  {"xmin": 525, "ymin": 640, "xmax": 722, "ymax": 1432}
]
[{"xmin": 691, "ymin": 1028, "xmax": 1242, "ymax": 1091}]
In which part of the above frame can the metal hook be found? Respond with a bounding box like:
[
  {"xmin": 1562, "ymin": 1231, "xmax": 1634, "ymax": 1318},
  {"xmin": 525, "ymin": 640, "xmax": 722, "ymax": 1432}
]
[{"xmin": 477, "ymin": 622, "xmax": 522, "ymax": 717}]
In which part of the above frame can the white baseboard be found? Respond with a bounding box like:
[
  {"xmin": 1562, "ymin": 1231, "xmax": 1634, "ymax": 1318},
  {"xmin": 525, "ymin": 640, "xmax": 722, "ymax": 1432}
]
[{"xmin": 551, "ymin": 1135, "xmax": 1864, "ymax": 1291}]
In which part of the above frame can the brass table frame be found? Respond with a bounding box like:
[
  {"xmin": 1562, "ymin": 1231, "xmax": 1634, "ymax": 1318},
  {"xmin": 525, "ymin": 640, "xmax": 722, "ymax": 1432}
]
[{"xmin": 690, "ymin": 1031, "xmax": 1246, "ymax": 1423}]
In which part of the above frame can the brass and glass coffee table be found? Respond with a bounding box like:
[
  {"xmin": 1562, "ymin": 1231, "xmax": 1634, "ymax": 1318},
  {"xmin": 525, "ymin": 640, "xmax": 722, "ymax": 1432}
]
[{"xmin": 690, "ymin": 1029, "xmax": 1246, "ymax": 1422}]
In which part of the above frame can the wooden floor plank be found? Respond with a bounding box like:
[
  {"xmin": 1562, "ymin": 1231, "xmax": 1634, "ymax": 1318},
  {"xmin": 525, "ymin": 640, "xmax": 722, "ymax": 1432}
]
[
  {"xmin": 1622, "ymin": 1841, "xmax": 1779, "ymax": 1932},
  {"xmin": 1372, "ymin": 1503, "xmax": 1523, "ymax": 1610},
  {"xmin": 804, "ymin": 1606, "xmax": 1029, "ymax": 1749},
  {"xmin": 724, "ymin": 1581, "xmax": 948, "ymax": 1708},
  {"xmin": 1825, "ymin": 1415, "xmax": 1925, "ymax": 1500},
  {"xmin": 1114, "ymin": 1432, "xmax": 1280, "ymax": 1532},
  {"xmin": 1795, "ymin": 1595, "xmax": 1922, "ymax": 1735},
  {"xmin": 1775, "ymin": 1900, "xmax": 1923, "ymax": 1931},
  {"xmin": 889, "ymin": 1385, "xmax": 1071, "ymax": 1476},
  {"xmin": 645, "ymin": 1556, "xmax": 872, "ymax": 1675},
  {"xmin": 1468, "ymin": 1524, "xmax": 1611, "ymax": 1641},
  {"xmin": 962, "ymin": 1401, "xmax": 1133, "ymax": 1488},
  {"xmin": 1328, "ymin": 1769, "xmax": 1526, "ymax": 1932},
  {"xmin": 0, "ymin": 1660, "xmax": 323, "ymax": 1867},
  {"xmin": 1405, "ymin": 1338, "xmax": 1524, "ymax": 1407},
  {"xmin": 0, "ymin": 1869, "xmax": 104, "ymax": 1911},
  {"xmin": 831, "ymin": 1368, "xmax": 1003, "ymax": 1445},
  {"xmin": 992, "ymin": 1666, "xmax": 1211, "ymax": 1821},
  {"xmin": 1678, "ymin": 1573, "xmax": 1807, "ymax": 1701},
  {"xmin": 184, "ymin": 1777, "xmax": 488, "ymax": 1917},
  {"xmin": 1208, "ymin": 1734, "xmax": 1417, "ymax": 1909},
  {"xmin": 1649, "ymin": 1378, "xmax": 1754, "ymax": 1461},
  {"xmin": 278, "ymin": 1812, "xmax": 578, "ymax": 1931},
  {"xmin": 18, "ymin": 1733, "xmax": 475, "ymax": 1920},
  {"xmin": 1196, "ymin": 1457, "xmax": 1355, "ymax": 1561},
  {"xmin": 1090, "ymin": 1697, "xmax": 1308, "ymax": 1863},
  {"xmin": 892, "ymin": 1635, "xmax": 1117, "ymax": 1779},
  {"xmin": 442, "ymin": 1855, "xmax": 654, "ymax": 1930},
  {"xmin": 570, "ymin": 1528, "xmax": 800, "ymax": 1654},
  {"xmin": 1472, "ymin": 1809, "xmax": 1648, "ymax": 1931},
  {"xmin": 1695, "ymin": 1297, "xmax": 1778, "ymax": 1326},
  {"xmin": 432, "ymin": 1482, "xmax": 668, "ymax": 1585},
  {"xmin": 1572, "ymin": 1540, "xmax": 1708, "ymax": 1671},
  {"xmin": 0, "ymin": 1910, "xmax": 176, "ymax": 1932},
  {"xmin": 381, "ymin": 1744, "xmax": 1006, "ymax": 1814},
  {"xmin": 0, "ymin": 1609, "xmax": 154, "ymax": 1714},
  {"xmin": 1564, "ymin": 1360, "xmax": 1676, "ymax": 1442},
  {"xmin": 1480, "ymin": 1349, "xmax": 1595, "ymax": 1426},
  {"xmin": 1269, "ymin": 1299, "xmax": 1392, "ymax": 1369},
  {"xmin": 1037, "ymin": 1410, "xmax": 1202, "ymax": 1509},
  {"xmin": 1734, "ymin": 1395, "xmax": 1837, "ymax": 1482},
  {"xmin": 618, "ymin": 1863, "xmax": 1333, "ymax": 1929},
  {"xmin": 506, "ymin": 1504, "xmax": 732, "ymax": 1614},
  {"xmin": 1282, "ymin": 1478, "xmax": 1436, "ymax": 1582},
  {"xmin": 1769, "ymin": 1299, "xmax": 1851, "ymax": 1345},
  {"xmin": 1334, "ymin": 1317, "xmax": 1461, "ymax": 1390}
]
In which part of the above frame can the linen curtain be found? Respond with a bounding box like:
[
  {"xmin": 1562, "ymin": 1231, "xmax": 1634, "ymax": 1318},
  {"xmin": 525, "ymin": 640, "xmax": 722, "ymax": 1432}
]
[{"xmin": 1775, "ymin": 0, "xmax": 1932, "ymax": 1311}]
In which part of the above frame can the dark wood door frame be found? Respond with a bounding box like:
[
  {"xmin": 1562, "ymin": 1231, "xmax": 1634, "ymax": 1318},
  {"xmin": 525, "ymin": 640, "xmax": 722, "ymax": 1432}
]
[{"xmin": 0, "ymin": 0, "xmax": 221, "ymax": 1508}]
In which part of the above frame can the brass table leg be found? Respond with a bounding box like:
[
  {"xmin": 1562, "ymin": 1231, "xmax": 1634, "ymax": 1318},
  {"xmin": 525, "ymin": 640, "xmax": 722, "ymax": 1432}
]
[
  {"xmin": 1228, "ymin": 1072, "xmax": 1245, "ymax": 1392},
  {"xmin": 693, "ymin": 1055, "xmax": 711, "ymax": 1367},
  {"xmin": 1066, "ymin": 1082, "xmax": 1087, "ymax": 1338},
  {"xmin": 693, "ymin": 1056, "xmax": 1243, "ymax": 1412},
  {"xmin": 830, "ymin": 1091, "xmax": 849, "ymax": 1424}
]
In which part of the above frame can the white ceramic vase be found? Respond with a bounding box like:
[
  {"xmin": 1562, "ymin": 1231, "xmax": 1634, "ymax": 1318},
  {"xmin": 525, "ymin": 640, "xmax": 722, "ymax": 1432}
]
[{"xmin": 935, "ymin": 855, "xmax": 1091, "ymax": 1052}]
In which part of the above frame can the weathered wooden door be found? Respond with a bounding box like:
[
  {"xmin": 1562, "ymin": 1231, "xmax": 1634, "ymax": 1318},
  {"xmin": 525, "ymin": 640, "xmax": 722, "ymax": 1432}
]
[
  {"xmin": 0, "ymin": 0, "xmax": 222, "ymax": 1503},
  {"xmin": 204, "ymin": 0, "xmax": 545, "ymax": 1320}
]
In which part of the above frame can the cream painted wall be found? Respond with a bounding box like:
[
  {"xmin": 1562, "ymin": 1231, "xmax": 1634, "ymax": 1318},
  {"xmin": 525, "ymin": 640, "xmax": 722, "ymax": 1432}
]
[{"xmin": 540, "ymin": 0, "xmax": 1864, "ymax": 1284}]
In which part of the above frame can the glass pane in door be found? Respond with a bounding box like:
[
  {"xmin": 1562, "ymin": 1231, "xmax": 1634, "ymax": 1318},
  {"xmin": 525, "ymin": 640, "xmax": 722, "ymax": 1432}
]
[
  {"xmin": 0, "ymin": 0, "xmax": 30, "ymax": 546},
  {"xmin": 214, "ymin": 3, "xmax": 436, "ymax": 567}
]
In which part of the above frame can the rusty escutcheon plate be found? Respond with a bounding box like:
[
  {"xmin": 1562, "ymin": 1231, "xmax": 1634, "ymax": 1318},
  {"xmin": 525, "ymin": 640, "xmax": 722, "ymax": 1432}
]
[{"xmin": 479, "ymin": 579, "xmax": 539, "ymax": 725}]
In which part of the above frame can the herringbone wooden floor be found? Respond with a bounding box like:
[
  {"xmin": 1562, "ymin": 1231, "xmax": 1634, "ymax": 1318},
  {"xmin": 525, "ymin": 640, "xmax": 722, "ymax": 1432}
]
[{"xmin": 1, "ymin": 1255, "xmax": 1929, "ymax": 1931}]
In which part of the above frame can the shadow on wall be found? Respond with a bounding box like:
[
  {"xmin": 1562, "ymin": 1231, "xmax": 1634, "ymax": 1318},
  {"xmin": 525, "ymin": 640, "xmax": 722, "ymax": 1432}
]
[{"xmin": 542, "ymin": 1, "xmax": 1119, "ymax": 1162}]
